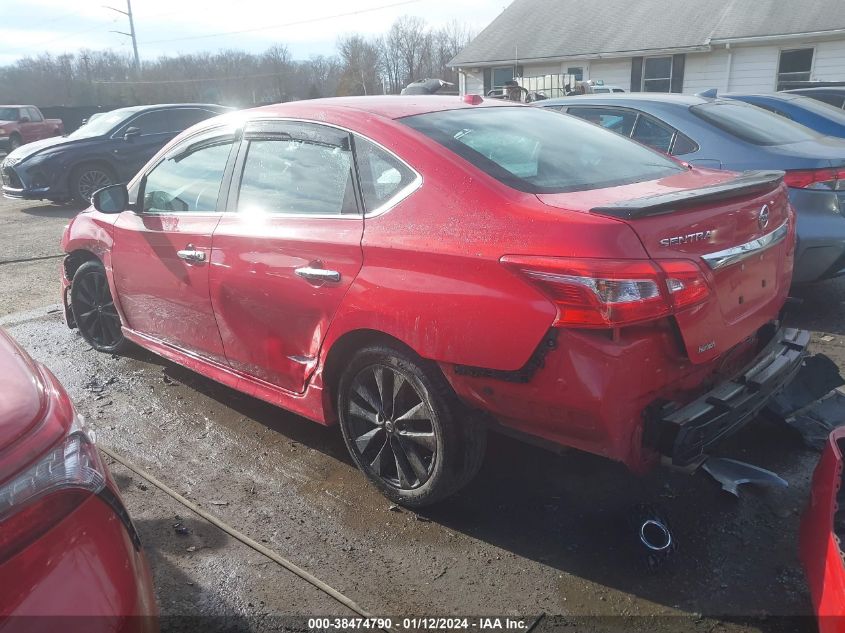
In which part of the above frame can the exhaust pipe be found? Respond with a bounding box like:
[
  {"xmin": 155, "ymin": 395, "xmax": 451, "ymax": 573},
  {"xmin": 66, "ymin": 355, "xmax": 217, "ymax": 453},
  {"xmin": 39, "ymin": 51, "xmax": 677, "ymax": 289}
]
[
  {"xmin": 639, "ymin": 518, "xmax": 672, "ymax": 552},
  {"xmin": 630, "ymin": 504, "xmax": 676, "ymax": 570}
]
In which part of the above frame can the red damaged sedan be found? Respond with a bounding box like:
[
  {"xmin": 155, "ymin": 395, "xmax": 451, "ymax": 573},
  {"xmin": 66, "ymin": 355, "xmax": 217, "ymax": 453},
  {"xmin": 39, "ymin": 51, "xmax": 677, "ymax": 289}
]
[
  {"xmin": 0, "ymin": 328, "xmax": 157, "ymax": 629},
  {"xmin": 61, "ymin": 96, "xmax": 805, "ymax": 507}
]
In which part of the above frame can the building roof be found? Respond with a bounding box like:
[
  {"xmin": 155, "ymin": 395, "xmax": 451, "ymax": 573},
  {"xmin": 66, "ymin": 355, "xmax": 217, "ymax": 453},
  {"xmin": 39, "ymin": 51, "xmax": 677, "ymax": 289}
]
[{"xmin": 449, "ymin": 0, "xmax": 845, "ymax": 67}]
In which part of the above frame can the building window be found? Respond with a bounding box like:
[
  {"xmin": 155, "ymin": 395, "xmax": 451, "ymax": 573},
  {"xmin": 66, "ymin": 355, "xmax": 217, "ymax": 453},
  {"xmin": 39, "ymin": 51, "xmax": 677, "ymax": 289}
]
[
  {"xmin": 492, "ymin": 66, "xmax": 515, "ymax": 90},
  {"xmin": 642, "ymin": 56, "xmax": 672, "ymax": 92},
  {"xmin": 567, "ymin": 66, "xmax": 584, "ymax": 81},
  {"xmin": 777, "ymin": 48, "xmax": 814, "ymax": 89}
]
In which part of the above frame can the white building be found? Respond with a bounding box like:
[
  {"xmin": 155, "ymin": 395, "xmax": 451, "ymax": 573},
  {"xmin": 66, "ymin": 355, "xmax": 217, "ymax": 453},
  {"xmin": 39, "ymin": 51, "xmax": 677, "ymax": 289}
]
[{"xmin": 449, "ymin": 0, "xmax": 845, "ymax": 96}]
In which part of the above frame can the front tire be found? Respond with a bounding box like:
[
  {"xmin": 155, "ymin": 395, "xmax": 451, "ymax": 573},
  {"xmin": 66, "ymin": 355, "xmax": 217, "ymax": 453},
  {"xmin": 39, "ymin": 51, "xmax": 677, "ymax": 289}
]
[
  {"xmin": 337, "ymin": 344, "xmax": 486, "ymax": 508},
  {"xmin": 71, "ymin": 163, "xmax": 115, "ymax": 204},
  {"xmin": 70, "ymin": 260, "xmax": 128, "ymax": 353},
  {"xmin": 8, "ymin": 134, "xmax": 21, "ymax": 151}
]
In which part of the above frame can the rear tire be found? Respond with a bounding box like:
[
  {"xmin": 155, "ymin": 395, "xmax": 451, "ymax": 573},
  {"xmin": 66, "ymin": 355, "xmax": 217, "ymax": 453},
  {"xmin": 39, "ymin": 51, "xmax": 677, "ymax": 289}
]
[
  {"xmin": 70, "ymin": 260, "xmax": 128, "ymax": 354},
  {"xmin": 337, "ymin": 344, "xmax": 486, "ymax": 508},
  {"xmin": 71, "ymin": 163, "xmax": 115, "ymax": 204}
]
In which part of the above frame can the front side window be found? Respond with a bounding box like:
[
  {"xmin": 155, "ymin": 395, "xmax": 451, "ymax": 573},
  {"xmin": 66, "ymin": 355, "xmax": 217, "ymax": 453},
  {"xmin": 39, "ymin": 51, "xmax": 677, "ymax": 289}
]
[
  {"xmin": 777, "ymin": 48, "xmax": 813, "ymax": 90},
  {"xmin": 402, "ymin": 107, "xmax": 683, "ymax": 194},
  {"xmin": 236, "ymin": 134, "xmax": 357, "ymax": 216},
  {"xmin": 142, "ymin": 140, "xmax": 233, "ymax": 213},
  {"xmin": 0, "ymin": 108, "xmax": 18, "ymax": 121},
  {"xmin": 353, "ymin": 136, "xmax": 416, "ymax": 213},
  {"xmin": 642, "ymin": 56, "xmax": 672, "ymax": 92},
  {"xmin": 691, "ymin": 101, "xmax": 819, "ymax": 146}
]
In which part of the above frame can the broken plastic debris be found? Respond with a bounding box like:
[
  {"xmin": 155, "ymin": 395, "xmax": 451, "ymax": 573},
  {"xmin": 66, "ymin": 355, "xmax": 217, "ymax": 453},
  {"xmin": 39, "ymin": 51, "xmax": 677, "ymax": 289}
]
[{"xmin": 702, "ymin": 457, "xmax": 788, "ymax": 497}]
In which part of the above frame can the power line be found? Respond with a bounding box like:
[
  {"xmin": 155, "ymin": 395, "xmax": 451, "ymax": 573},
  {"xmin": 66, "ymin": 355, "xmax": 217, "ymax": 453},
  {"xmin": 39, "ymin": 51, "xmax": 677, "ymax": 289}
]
[
  {"xmin": 142, "ymin": 0, "xmax": 422, "ymax": 44},
  {"xmin": 3, "ymin": 22, "xmax": 119, "ymax": 55}
]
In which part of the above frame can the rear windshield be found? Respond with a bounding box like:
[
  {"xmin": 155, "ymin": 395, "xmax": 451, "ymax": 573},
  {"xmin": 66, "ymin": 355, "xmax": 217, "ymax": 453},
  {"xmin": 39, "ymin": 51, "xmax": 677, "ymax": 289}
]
[
  {"xmin": 401, "ymin": 107, "xmax": 683, "ymax": 194},
  {"xmin": 691, "ymin": 101, "xmax": 820, "ymax": 145}
]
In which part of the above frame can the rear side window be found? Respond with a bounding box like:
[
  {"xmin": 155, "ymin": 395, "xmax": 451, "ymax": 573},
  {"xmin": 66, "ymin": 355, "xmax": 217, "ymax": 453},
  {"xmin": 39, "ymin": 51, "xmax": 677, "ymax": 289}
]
[
  {"xmin": 170, "ymin": 108, "xmax": 218, "ymax": 132},
  {"xmin": 670, "ymin": 132, "xmax": 698, "ymax": 156},
  {"xmin": 353, "ymin": 136, "xmax": 416, "ymax": 213},
  {"xmin": 632, "ymin": 115, "xmax": 674, "ymax": 153},
  {"xmin": 566, "ymin": 107, "xmax": 637, "ymax": 136},
  {"xmin": 691, "ymin": 101, "xmax": 819, "ymax": 145},
  {"xmin": 237, "ymin": 138, "xmax": 357, "ymax": 215},
  {"xmin": 402, "ymin": 107, "xmax": 682, "ymax": 194},
  {"xmin": 27, "ymin": 107, "xmax": 43, "ymax": 122}
]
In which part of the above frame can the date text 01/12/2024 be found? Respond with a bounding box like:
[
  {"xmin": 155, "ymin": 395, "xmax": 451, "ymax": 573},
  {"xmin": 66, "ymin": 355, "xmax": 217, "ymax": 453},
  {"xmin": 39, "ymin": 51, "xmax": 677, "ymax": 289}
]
[{"xmin": 307, "ymin": 617, "xmax": 533, "ymax": 630}]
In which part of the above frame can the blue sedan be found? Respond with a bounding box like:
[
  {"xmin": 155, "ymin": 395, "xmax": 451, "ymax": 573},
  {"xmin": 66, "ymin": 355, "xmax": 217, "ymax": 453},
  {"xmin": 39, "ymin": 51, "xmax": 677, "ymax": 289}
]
[
  {"xmin": 718, "ymin": 92, "xmax": 845, "ymax": 139},
  {"xmin": 536, "ymin": 93, "xmax": 845, "ymax": 283}
]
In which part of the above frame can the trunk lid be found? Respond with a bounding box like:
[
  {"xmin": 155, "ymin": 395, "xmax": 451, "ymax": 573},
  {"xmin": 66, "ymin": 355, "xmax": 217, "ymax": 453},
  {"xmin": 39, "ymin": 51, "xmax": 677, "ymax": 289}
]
[{"xmin": 537, "ymin": 168, "xmax": 793, "ymax": 364}]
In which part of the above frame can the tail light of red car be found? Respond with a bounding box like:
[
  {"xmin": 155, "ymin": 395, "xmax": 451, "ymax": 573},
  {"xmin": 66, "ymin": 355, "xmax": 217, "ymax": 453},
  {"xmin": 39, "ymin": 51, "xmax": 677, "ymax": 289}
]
[
  {"xmin": 782, "ymin": 168, "xmax": 845, "ymax": 191},
  {"xmin": 501, "ymin": 256, "xmax": 711, "ymax": 328},
  {"xmin": 0, "ymin": 413, "xmax": 106, "ymax": 564}
]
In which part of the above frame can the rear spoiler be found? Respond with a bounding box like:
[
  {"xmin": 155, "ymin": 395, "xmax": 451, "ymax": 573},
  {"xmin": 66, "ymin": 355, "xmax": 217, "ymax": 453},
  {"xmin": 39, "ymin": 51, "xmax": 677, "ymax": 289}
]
[{"xmin": 591, "ymin": 170, "xmax": 785, "ymax": 219}]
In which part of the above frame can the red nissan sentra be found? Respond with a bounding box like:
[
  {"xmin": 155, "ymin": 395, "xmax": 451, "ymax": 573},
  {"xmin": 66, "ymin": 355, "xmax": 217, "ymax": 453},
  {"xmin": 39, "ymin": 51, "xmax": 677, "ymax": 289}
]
[
  {"xmin": 61, "ymin": 96, "xmax": 803, "ymax": 507},
  {"xmin": 0, "ymin": 328, "xmax": 157, "ymax": 629}
]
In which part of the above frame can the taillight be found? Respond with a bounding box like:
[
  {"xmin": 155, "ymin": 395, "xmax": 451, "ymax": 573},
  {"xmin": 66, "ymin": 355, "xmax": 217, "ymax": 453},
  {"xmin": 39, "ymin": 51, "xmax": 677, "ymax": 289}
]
[
  {"xmin": 0, "ymin": 414, "xmax": 105, "ymax": 563},
  {"xmin": 782, "ymin": 168, "xmax": 845, "ymax": 191},
  {"xmin": 501, "ymin": 256, "xmax": 711, "ymax": 328}
]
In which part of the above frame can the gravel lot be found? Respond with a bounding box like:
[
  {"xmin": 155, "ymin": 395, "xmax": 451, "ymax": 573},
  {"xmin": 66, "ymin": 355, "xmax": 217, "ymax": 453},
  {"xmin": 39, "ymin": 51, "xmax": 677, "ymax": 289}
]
[{"xmin": 1, "ymin": 195, "xmax": 843, "ymax": 632}]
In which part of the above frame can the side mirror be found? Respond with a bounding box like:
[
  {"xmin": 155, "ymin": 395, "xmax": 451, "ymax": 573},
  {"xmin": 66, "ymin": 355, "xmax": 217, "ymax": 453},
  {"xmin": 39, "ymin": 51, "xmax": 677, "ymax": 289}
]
[
  {"xmin": 19, "ymin": 115, "xmax": 30, "ymax": 123},
  {"xmin": 92, "ymin": 183, "xmax": 129, "ymax": 214},
  {"xmin": 123, "ymin": 127, "xmax": 141, "ymax": 141}
]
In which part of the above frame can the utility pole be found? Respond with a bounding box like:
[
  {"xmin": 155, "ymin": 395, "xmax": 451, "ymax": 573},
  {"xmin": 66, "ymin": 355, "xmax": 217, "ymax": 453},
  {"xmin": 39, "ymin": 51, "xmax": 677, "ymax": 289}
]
[{"xmin": 106, "ymin": 0, "xmax": 140, "ymax": 71}]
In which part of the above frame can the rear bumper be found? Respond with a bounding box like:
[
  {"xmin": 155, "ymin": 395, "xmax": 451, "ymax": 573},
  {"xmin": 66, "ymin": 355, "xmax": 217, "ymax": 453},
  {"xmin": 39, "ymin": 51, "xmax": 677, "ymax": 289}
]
[
  {"xmin": 649, "ymin": 327, "xmax": 810, "ymax": 467},
  {"xmin": 801, "ymin": 427, "xmax": 845, "ymax": 632},
  {"xmin": 789, "ymin": 188, "xmax": 845, "ymax": 283}
]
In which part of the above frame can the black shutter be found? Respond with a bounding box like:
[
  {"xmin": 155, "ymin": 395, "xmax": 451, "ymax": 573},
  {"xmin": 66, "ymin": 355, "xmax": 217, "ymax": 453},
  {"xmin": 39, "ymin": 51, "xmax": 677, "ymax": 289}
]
[
  {"xmin": 671, "ymin": 54, "xmax": 686, "ymax": 93},
  {"xmin": 630, "ymin": 57, "xmax": 643, "ymax": 92},
  {"xmin": 515, "ymin": 64, "xmax": 524, "ymax": 79},
  {"xmin": 483, "ymin": 68, "xmax": 492, "ymax": 94}
]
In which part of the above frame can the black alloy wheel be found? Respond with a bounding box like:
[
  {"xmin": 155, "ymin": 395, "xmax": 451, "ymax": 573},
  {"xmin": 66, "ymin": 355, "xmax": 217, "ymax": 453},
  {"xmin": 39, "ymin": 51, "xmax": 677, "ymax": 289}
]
[
  {"xmin": 338, "ymin": 344, "xmax": 487, "ymax": 507},
  {"xmin": 346, "ymin": 363, "xmax": 438, "ymax": 490},
  {"xmin": 70, "ymin": 260, "xmax": 127, "ymax": 353}
]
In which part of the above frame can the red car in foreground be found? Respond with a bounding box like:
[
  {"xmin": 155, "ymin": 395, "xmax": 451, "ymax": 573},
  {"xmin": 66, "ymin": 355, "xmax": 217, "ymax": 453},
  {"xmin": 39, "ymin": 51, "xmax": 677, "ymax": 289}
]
[
  {"xmin": 0, "ymin": 328, "xmax": 157, "ymax": 630},
  {"xmin": 802, "ymin": 425, "xmax": 845, "ymax": 632},
  {"xmin": 62, "ymin": 95, "xmax": 804, "ymax": 507}
]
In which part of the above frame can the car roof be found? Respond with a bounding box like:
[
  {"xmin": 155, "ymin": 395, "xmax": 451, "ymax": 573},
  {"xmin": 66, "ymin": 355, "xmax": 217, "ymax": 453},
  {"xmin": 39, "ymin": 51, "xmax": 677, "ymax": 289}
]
[
  {"xmin": 540, "ymin": 93, "xmax": 711, "ymax": 107},
  {"xmin": 251, "ymin": 95, "xmax": 514, "ymax": 120}
]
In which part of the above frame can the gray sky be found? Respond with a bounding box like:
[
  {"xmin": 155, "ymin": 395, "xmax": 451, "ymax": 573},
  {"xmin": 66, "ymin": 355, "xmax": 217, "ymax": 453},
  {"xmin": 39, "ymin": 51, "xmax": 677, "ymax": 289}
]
[{"xmin": 1, "ymin": 0, "xmax": 507, "ymax": 66}]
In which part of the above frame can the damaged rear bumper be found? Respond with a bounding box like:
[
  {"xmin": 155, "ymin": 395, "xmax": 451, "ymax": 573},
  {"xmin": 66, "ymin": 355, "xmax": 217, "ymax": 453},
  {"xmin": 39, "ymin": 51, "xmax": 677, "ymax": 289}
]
[{"xmin": 650, "ymin": 326, "xmax": 810, "ymax": 467}]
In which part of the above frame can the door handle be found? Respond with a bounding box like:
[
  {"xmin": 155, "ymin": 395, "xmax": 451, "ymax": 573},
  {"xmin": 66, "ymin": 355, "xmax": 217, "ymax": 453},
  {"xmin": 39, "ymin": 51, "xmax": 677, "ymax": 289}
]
[
  {"xmin": 177, "ymin": 247, "xmax": 206, "ymax": 263},
  {"xmin": 295, "ymin": 266, "xmax": 341, "ymax": 283}
]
